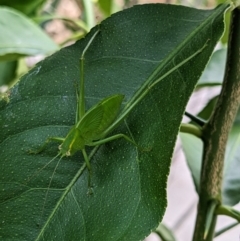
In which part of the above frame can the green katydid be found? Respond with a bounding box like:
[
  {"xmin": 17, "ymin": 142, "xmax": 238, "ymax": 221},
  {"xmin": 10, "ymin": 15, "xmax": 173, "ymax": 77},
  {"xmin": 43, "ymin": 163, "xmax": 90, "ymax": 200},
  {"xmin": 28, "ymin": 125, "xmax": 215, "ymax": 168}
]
[
  {"xmin": 30, "ymin": 28, "xmax": 208, "ymax": 190},
  {"xmin": 30, "ymin": 29, "xmax": 136, "ymax": 188}
]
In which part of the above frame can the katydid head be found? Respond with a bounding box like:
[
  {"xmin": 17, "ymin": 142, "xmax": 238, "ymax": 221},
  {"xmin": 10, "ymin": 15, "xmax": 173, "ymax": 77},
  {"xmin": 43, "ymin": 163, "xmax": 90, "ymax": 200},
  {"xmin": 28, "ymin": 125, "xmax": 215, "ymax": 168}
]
[{"xmin": 59, "ymin": 126, "xmax": 84, "ymax": 156}]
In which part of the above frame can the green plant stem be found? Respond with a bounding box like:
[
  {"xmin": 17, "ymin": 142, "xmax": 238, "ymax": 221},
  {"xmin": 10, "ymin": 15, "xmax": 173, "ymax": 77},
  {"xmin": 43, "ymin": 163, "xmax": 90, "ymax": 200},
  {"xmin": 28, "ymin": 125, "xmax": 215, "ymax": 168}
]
[
  {"xmin": 180, "ymin": 123, "xmax": 202, "ymax": 137},
  {"xmin": 193, "ymin": 7, "xmax": 240, "ymax": 241},
  {"xmin": 216, "ymin": 205, "xmax": 240, "ymax": 222},
  {"xmin": 214, "ymin": 221, "xmax": 239, "ymax": 237},
  {"xmin": 33, "ymin": 16, "xmax": 89, "ymax": 32},
  {"xmin": 80, "ymin": 0, "xmax": 95, "ymax": 29},
  {"xmin": 154, "ymin": 224, "xmax": 176, "ymax": 241},
  {"xmin": 184, "ymin": 111, "xmax": 206, "ymax": 127}
]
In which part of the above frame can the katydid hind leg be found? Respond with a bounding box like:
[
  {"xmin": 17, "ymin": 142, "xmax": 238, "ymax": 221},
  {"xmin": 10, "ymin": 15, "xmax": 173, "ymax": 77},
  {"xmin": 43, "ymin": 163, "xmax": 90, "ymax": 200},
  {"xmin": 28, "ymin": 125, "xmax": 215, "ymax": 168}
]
[
  {"xmin": 82, "ymin": 148, "xmax": 94, "ymax": 192},
  {"xmin": 107, "ymin": 41, "xmax": 209, "ymax": 136}
]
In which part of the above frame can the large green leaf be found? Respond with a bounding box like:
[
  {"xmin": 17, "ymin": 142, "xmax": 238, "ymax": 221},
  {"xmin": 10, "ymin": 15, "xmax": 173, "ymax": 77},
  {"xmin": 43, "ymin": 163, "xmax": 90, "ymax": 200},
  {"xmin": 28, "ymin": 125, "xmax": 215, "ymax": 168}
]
[
  {"xmin": 0, "ymin": 4, "xmax": 227, "ymax": 241},
  {"xmin": 0, "ymin": 7, "xmax": 58, "ymax": 61},
  {"xmin": 0, "ymin": 0, "xmax": 46, "ymax": 16}
]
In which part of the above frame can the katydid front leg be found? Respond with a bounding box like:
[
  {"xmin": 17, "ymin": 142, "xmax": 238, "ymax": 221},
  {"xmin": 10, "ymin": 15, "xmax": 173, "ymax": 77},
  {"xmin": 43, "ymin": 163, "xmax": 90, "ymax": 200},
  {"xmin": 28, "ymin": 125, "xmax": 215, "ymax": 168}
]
[{"xmin": 29, "ymin": 137, "xmax": 64, "ymax": 154}]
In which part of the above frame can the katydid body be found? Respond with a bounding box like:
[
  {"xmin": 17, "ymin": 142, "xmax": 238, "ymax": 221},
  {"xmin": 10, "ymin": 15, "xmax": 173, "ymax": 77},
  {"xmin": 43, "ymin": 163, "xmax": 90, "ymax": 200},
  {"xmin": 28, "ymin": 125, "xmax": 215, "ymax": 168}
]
[
  {"xmin": 59, "ymin": 94, "xmax": 135, "ymax": 185},
  {"xmin": 31, "ymin": 28, "xmax": 208, "ymax": 188}
]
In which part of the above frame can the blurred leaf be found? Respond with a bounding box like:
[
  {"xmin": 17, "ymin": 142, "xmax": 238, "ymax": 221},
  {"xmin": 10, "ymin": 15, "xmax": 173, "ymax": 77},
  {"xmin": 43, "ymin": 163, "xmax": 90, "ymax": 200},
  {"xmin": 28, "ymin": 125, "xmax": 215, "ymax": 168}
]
[
  {"xmin": 0, "ymin": 61, "xmax": 18, "ymax": 86},
  {"xmin": 0, "ymin": 3, "xmax": 228, "ymax": 240},
  {"xmin": 196, "ymin": 95, "xmax": 218, "ymax": 121},
  {"xmin": 98, "ymin": 0, "xmax": 121, "ymax": 16},
  {"xmin": 222, "ymin": 114, "xmax": 240, "ymax": 205},
  {"xmin": 180, "ymin": 133, "xmax": 203, "ymax": 192},
  {"xmin": 155, "ymin": 223, "xmax": 177, "ymax": 241},
  {"xmin": 0, "ymin": 0, "xmax": 46, "ymax": 16},
  {"xmin": 197, "ymin": 48, "xmax": 227, "ymax": 87},
  {"xmin": 0, "ymin": 7, "xmax": 59, "ymax": 61},
  {"xmin": 32, "ymin": 15, "xmax": 89, "ymax": 32}
]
